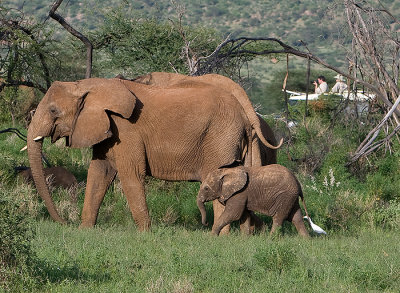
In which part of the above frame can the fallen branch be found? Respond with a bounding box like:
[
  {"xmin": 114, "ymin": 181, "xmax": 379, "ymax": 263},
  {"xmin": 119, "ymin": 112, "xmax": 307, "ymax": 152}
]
[
  {"xmin": 0, "ymin": 128, "xmax": 27, "ymax": 141},
  {"xmin": 347, "ymin": 95, "xmax": 400, "ymax": 164}
]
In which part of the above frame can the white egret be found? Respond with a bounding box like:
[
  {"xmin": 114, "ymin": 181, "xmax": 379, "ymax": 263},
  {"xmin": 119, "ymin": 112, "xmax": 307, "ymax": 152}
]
[{"xmin": 303, "ymin": 216, "xmax": 327, "ymax": 235}]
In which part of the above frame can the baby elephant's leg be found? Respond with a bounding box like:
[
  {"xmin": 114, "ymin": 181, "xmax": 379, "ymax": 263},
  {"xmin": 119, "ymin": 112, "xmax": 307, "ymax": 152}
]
[
  {"xmin": 239, "ymin": 210, "xmax": 252, "ymax": 235},
  {"xmin": 270, "ymin": 216, "xmax": 284, "ymax": 236},
  {"xmin": 212, "ymin": 202, "xmax": 246, "ymax": 235},
  {"xmin": 239, "ymin": 210, "xmax": 265, "ymax": 235},
  {"xmin": 213, "ymin": 200, "xmax": 230, "ymax": 235},
  {"xmin": 289, "ymin": 208, "xmax": 309, "ymax": 238}
]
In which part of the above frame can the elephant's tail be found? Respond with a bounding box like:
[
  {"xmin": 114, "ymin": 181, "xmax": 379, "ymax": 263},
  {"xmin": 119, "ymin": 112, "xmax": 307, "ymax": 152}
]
[
  {"xmin": 298, "ymin": 186, "xmax": 310, "ymax": 219},
  {"xmin": 255, "ymin": 130, "xmax": 284, "ymax": 150},
  {"xmin": 299, "ymin": 191, "xmax": 310, "ymax": 219},
  {"xmin": 252, "ymin": 114, "xmax": 283, "ymax": 150}
]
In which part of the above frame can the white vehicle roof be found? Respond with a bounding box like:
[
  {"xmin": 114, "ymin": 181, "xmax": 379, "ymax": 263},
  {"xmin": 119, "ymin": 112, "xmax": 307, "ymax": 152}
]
[{"xmin": 287, "ymin": 91, "xmax": 375, "ymax": 102}]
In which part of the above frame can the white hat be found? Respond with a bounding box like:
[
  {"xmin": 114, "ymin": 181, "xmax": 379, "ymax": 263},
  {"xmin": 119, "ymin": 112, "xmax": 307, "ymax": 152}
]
[{"xmin": 334, "ymin": 74, "xmax": 345, "ymax": 81}]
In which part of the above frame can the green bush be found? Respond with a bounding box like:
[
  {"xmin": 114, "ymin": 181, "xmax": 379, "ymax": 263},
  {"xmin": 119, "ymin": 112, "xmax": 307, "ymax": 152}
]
[
  {"xmin": 0, "ymin": 85, "xmax": 37, "ymax": 124},
  {"xmin": 274, "ymin": 96, "xmax": 400, "ymax": 233},
  {"xmin": 0, "ymin": 197, "xmax": 38, "ymax": 291},
  {"xmin": 373, "ymin": 200, "xmax": 400, "ymax": 230},
  {"xmin": 365, "ymin": 155, "xmax": 400, "ymax": 202}
]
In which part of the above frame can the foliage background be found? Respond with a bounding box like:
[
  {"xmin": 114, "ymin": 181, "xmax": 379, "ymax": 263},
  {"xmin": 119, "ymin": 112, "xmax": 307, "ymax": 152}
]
[
  {"xmin": 5, "ymin": 0, "xmax": 398, "ymax": 114},
  {"xmin": 1, "ymin": 0, "xmax": 400, "ymax": 291}
]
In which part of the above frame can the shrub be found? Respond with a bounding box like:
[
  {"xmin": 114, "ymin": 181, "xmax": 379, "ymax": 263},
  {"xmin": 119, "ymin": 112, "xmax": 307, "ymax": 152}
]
[
  {"xmin": 0, "ymin": 86, "xmax": 38, "ymax": 125},
  {"xmin": 373, "ymin": 200, "xmax": 400, "ymax": 230},
  {"xmin": 278, "ymin": 98, "xmax": 400, "ymax": 233},
  {"xmin": 146, "ymin": 179, "xmax": 201, "ymax": 228},
  {"xmin": 0, "ymin": 196, "xmax": 38, "ymax": 291}
]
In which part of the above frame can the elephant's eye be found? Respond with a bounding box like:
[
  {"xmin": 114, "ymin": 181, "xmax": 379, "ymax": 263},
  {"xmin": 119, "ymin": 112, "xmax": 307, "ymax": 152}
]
[{"xmin": 49, "ymin": 105, "xmax": 60, "ymax": 117}]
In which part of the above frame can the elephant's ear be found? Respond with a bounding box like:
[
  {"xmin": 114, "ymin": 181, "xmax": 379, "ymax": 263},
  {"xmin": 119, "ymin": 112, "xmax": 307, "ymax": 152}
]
[
  {"xmin": 69, "ymin": 78, "xmax": 137, "ymax": 148},
  {"xmin": 219, "ymin": 168, "xmax": 248, "ymax": 204}
]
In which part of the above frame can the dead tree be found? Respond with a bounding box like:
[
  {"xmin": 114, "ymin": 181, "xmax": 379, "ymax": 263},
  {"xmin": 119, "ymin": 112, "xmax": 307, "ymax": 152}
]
[
  {"xmin": 193, "ymin": 1, "xmax": 400, "ymax": 163},
  {"xmin": 342, "ymin": 0, "xmax": 400, "ymax": 162}
]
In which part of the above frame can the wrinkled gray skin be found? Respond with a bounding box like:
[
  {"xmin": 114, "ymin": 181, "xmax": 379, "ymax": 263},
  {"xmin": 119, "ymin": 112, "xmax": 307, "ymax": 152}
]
[
  {"xmin": 131, "ymin": 72, "xmax": 280, "ymax": 234},
  {"xmin": 197, "ymin": 164, "xmax": 309, "ymax": 237},
  {"xmin": 27, "ymin": 78, "xmax": 256, "ymax": 229}
]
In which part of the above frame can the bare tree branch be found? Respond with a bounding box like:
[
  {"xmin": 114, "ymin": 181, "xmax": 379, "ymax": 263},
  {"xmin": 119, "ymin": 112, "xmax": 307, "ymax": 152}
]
[
  {"xmin": 350, "ymin": 95, "xmax": 400, "ymax": 162},
  {"xmin": 49, "ymin": 0, "xmax": 93, "ymax": 78},
  {"xmin": 0, "ymin": 79, "xmax": 46, "ymax": 94},
  {"xmin": 195, "ymin": 36, "xmax": 399, "ymax": 117},
  {"xmin": 0, "ymin": 19, "xmax": 51, "ymax": 89},
  {"xmin": 169, "ymin": 1, "xmax": 198, "ymax": 75}
]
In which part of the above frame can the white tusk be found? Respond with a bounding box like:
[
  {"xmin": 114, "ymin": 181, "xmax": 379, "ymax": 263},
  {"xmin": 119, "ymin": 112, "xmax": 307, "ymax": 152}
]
[
  {"xmin": 20, "ymin": 145, "xmax": 28, "ymax": 152},
  {"xmin": 33, "ymin": 136, "xmax": 43, "ymax": 141}
]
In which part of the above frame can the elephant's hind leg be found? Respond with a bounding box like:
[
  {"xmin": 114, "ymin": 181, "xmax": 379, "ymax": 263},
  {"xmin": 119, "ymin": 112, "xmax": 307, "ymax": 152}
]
[
  {"xmin": 289, "ymin": 208, "xmax": 309, "ymax": 238},
  {"xmin": 120, "ymin": 176, "xmax": 150, "ymax": 231},
  {"xmin": 81, "ymin": 159, "xmax": 117, "ymax": 228},
  {"xmin": 116, "ymin": 161, "xmax": 150, "ymax": 231}
]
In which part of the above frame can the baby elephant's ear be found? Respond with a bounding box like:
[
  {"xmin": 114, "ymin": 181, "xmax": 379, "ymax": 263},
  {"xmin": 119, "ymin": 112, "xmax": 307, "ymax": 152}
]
[{"xmin": 219, "ymin": 168, "xmax": 248, "ymax": 204}]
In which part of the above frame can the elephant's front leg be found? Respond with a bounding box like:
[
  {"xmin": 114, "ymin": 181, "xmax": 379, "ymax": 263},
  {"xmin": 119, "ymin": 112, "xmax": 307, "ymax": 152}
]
[
  {"xmin": 80, "ymin": 159, "xmax": 117, "ymax": 227},
  {"xmin": 214, "ymin": 201, "xmax": 258, "ymax": 235},
  {"xmin": 212, "ymin": 201, "xmax": 246, "ymax": 235},
  {"xmin": 213, "ymin": 200, "xmax": 230, "ymax": 235}
]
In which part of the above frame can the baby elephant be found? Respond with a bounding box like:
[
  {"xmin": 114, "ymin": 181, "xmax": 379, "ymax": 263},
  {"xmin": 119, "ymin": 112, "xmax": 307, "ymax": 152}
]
[
  {"xmin": 197, "ymin": 164, "xmax": 310, "ymax": 237},
  {"xmin": 16, "ymin": 166, "xmax": 78, "ymax": 190}
]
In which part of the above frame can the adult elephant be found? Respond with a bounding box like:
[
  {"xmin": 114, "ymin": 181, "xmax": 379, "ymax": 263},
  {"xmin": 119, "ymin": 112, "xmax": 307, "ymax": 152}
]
[
  {"xmin": 132, "ymin": 72, "xmax": 281, "ymax": 232},
  {"xmin": 133, "ymin": 72, "xmax": 282, "ymax": 166},
  {"xmin": 27, "ymin": 78, "xmax": 259, "ymax": 229}
]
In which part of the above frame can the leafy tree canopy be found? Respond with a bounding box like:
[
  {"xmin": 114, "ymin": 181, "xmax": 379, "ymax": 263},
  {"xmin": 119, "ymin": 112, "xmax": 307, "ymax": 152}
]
[{"xmin": 91, "ymin": 9, "xmax": 223, "ymax": 77}]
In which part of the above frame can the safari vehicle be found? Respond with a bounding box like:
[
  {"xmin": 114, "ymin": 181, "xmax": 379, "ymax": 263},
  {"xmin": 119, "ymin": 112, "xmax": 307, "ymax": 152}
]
[{"xmin": 287, "ymin": 90, "xmax": 375, "ymax": 115}]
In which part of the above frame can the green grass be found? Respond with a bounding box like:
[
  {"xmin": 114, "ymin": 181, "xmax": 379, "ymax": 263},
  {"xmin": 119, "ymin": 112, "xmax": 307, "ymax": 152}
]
[
  {"xmin": 30, "ymin": 222, "xmax": 400, "ymax": 292},
  {"xmin": 2, "ymin": 111, "xmax": 400, "ymax": 292}
]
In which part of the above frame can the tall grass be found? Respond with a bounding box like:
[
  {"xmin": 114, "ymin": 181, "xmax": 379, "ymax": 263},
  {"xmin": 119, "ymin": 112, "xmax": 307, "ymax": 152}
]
[{"xmin": 30, "ymin": 222, "xmax": 400, "ymax": 292}]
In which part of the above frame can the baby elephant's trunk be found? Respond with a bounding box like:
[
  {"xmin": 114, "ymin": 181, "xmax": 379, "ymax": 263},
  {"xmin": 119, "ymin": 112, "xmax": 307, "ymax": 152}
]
[{"xmin": 197, "ymin": 198, "xmax": 208, "ymax": 226}]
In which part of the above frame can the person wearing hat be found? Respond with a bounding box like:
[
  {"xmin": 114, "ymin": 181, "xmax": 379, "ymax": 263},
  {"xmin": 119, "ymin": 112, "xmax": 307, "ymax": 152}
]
[
  {"xmin": 331, "ymin": 74, "xmax": 347, "ymax": 94},
  {"xmin": 313, "ymin": 76, "xmax": 328, "ymax": 94}
]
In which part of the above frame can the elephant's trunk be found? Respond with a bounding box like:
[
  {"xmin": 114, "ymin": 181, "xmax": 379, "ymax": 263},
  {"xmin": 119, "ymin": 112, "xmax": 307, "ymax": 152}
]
[
  {"xmin": 197, "ymin": 197, "xmax": 208, "ymax": 226},
  {"xmin": 27, "ymin": 109, "xmax": 66, "ymax": 224}
]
